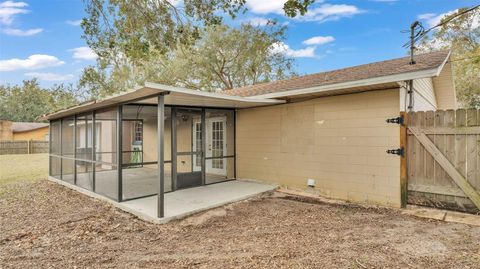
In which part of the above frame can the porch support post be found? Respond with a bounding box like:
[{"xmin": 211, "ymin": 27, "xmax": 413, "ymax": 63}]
[
  {"xmin": 157, "ymin": 95, "xmax": 165, "ymax": 218},
  {"xmin": 171, "ymin": 107, "xmax": 177, "ymax": 191},
  {"xmin": 92, "ymin": 111, "xmax": 96, "ymax": 192},
  {"xmin": 60, "ymin": 118, "xmax": 63, "ymax": 180},
  {"xmin": 117, "ymin": 105, "xmax": 123, "ymax": 202},
  {"xmin": 48, "ymin": 121, "xmax": 52, "ymax": 176},
  {"xmin": 233, "ymin": 110, "xmax": 237, "ymax": 179},
  {"xmin": 73, "ymin": 115, "xmax": 77, "ymax": 185},
  {"xmin": 201, "ymin": 108, "xmax": 206, "ymax": 185}
]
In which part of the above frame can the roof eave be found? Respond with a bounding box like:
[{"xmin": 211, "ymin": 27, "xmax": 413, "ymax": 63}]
[
  {"xmin": 13, "ymin": 126, "xmax": 49, "ymax": 133},
  {"xmin": 247, "ymin": 67, "xmax": 442, "ymax": 100},
  {"xmin": 41, "ymin": 83, "xmax": 285, "ymax": 121},
  {"xmin": 144, "ymin": 82, "xmax": 285, "ymax": 105}
]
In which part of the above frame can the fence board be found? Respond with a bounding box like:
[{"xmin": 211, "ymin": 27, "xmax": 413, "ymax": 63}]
[{"xmin": 425, "ymin": 111, "xmax": 435, "ymax": 187}]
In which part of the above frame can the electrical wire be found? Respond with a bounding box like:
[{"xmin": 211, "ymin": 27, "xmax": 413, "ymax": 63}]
[
  {"xmin": 402, "ymin": 4, "xmax": 480, "ymax": 48},
  {"xmin": 420, "ymin": 5, "xmax": 479, "ymax": 37}
]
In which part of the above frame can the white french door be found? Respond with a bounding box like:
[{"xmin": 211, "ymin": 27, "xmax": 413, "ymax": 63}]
[
  {"xmin": 192, "ymin": 116, "xmax": 227, "ymax": 175},
  {"xmin": 206, "ymin": 117, "xmax": 227, "ymax": 175}
]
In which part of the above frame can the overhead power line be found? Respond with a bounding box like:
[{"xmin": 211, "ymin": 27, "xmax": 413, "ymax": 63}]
[{"xmin": 403, "ymin": 4, "xmax": 480, "ymax": 49}]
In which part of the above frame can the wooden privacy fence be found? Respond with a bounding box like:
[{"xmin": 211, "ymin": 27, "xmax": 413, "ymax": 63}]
[
  {"xmin": 0, "ymin": 140, "xmax": 49, "ymax": 155},
  {"xmin": 406, "ymin": 109, "xmax": 480, "ymax": 214}
]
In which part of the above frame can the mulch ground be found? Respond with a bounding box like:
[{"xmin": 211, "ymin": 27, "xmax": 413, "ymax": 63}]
[{"xmin": 1, "ymin": 180, "xmax": 479, "ymax": 268}]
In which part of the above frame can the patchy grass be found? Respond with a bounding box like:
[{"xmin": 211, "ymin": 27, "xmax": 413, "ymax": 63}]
[{"xmin": 0, "ymin": 153, "xmax": 48, "ymax": 187}]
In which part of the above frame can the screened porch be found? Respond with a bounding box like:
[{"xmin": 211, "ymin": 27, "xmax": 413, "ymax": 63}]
[{"xmin": 46, "ymin": 83, "xmax": 283, "ymax": 218}]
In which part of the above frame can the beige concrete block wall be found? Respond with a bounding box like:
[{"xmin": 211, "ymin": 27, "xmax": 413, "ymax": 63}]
[
  {"xmin": 236, "ymin": 89, "xmax": 402, "ymax": 207},
  {"xmin": 433, "ymin": 62, "xmax": 457, "ymax": 109}
]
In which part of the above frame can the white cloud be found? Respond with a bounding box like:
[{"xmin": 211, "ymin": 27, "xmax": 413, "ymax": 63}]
[
  {"xmin": 246, "ymin": 0, "xmax": 286, "ymax": 15},
  {"xmin": 0, "ymin": 54, "xmax": 65, "ymax": 71},
  {"xmin": 66, "ymin": 19, "xmax": 82, "ymax": 26},
  {"xmin": 2, "ymin": 27, "xmax": 42, "ymax": 36},
  {"xmin": 245, "ymin": 17, "xmax": 271, "ymax": 26},
  {"xmin": 270, "ymin": 41, "xmax": 316, "ymax": 58},
  {"xmin": 245, "ymin": 1, "xmax": 363, "ymax": 23},
  {"xmin": 302, "ymin": 36, "xmax": 335, "ymax": 45},
  {"xmin": 69, "ymin": 46, "xmax": 97, "ymax": 61},
  {"xmin": 301, "ymin": 4, "xmax": 364, "ymax": 23},
  {"xmin": 25, "ymin": 72, "xmax": 74, "ymax": 81},
  {"xmin": 418, "ymin": 9, "xmax": 479, "ymax": 29},
  {"xmin": 417, "ymin": 11, "xmax": 453, "ymax": 28},
  {"xmin": 418, "ymin": 13, "xmax": 436, "ymax": 20},
  {"xmin": 0, "ymin": 1, "xmax": 28, "ymax": 25}
]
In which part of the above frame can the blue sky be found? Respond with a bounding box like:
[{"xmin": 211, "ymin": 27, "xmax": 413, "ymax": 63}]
[{"xmin": 0, "ymin": 0, "xmax": 478, "ymax": 88}]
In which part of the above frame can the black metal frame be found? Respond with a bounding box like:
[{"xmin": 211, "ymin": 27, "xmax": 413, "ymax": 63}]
[{"xmin": 157, "ymin": 95, "xmax": 165, "ymax": 217}]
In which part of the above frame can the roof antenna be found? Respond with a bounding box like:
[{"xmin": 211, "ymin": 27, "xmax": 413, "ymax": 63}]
[{"xmin": 409, "ymin": 21, "xmax": 420, "ymax": 65}]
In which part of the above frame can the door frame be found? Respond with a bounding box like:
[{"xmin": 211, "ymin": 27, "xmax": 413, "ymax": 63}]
[{"xmin": 205, "ymin": 116, "xmax": 227, "ymax": 175}]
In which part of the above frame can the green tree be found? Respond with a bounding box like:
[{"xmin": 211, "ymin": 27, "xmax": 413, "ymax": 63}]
[
  {"xmin": 419, "ymin": 7, "xmax": 480, "ymax": 108},
  {"xmin": 0, "ymin": 79, "xmax": 80, "ymax": 122},
  {"xmin": 82, "ymin": 0, "xmax": 312, "ymax": 67},
  {"xmin": 80, "ymin": 22, "xmax": 296, "ymax": 96}
]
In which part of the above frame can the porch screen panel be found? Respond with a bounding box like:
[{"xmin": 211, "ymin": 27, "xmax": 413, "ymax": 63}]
[
  {"xmin": 61, "ymin": 117, "xmax": 75, "ymax": 183},
  {"xmin": 205, "ymin": 109, "xmax": 235, "ymax": 184},
  {"xmin": 75, "ymin": 114, "xmax": 93, "ymax": 190},
  {"xmin": 121, "ymin": 105, "xmax": 172, "ymax": 200},
  {"xmin": 94, "ymin": 108, "xmax": 118, "ymax": 200},
  {"xmin": 164, "ymin": 107, "xmax": 172, "ymax": 192},
  {"xmin": 49, "ymin": 120, "xmax": 61, "ymax": 178}
]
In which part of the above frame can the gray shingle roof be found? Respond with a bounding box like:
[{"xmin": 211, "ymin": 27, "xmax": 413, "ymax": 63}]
[
  {"xmin": 12, "ymin": 122, "xmax": 49, "ymax": 132},
  {"xmin": 224, "ymin": 50, "xmax": 450, "ymax": 97}
]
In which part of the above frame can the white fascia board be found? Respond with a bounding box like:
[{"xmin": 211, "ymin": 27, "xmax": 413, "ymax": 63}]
[
  {"xmin": 247, "ymin": 67, "xmax": 442, "ymax": 100},
  {"xmin": 144, "ymin": 82, "xmax": 285, "ymax": 104}
]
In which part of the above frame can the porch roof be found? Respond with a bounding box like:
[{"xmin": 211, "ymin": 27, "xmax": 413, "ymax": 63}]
[{"xmin": 41, "ymin": 82, "xmax": 285, "ymax": 120}]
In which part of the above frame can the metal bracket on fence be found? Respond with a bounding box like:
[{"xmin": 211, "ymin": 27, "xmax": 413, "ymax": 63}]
[
  {"xmin": 386, "ymin": 147, "xmax": 404, "ymax": 157},
  {"xmin": 386, "ymin": 115, "xmax": 404, "ymax": 125}
]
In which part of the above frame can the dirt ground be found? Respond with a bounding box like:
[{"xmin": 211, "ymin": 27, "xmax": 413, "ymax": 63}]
[{"xmin": 1, "ymin": 179, "xmax": 479, "ymax": 268}]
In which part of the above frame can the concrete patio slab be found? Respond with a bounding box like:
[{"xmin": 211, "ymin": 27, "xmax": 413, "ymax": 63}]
[
  {"xmin": 122, "ymin": 180, "xmax": 277, "ymax": 223},
  {"xmin": 48, "ymin": 176, "xmax": 276, "ymax": 224}
]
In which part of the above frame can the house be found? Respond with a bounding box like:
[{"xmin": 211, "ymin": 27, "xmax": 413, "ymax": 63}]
[
  {"xmin": 41, "ymin": 50, "xmax": 456, "ymax": 220},
  {"xmin": 0, "ymin": 120, "xmax": 49, "ymax": 141}
]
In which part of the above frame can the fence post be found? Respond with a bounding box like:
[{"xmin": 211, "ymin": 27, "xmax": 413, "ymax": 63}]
[
  {"xmin": 27, "ymin": 140, "xmax": 31, "ymax": 154},
  {"xmin": 400, "ymin": 112, "xmax": 408, "ymax": 208}
]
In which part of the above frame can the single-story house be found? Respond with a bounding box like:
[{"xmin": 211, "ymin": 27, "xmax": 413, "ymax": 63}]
[
  {"xmin": 0, "ymin": 120, "xmax": 49, "ymax": 141},
  {"xmin": 41, "ymin": 50, "xmax": 456, "ymax": 219}
]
